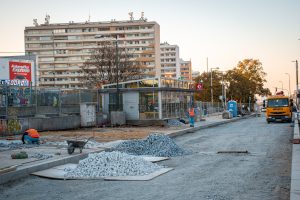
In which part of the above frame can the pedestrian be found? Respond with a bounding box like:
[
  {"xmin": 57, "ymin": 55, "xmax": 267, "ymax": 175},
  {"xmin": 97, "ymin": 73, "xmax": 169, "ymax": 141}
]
[
  {"xmin": 290, "ymin": 99, "xmax": 297, "ymax": 123},
  {"xmin": 189, "ymin": 107, "xmax": 195, "ymax": 127},
  {"xmin": 21, "ymin": 128, "xmax": 40, "ymax": 144}
]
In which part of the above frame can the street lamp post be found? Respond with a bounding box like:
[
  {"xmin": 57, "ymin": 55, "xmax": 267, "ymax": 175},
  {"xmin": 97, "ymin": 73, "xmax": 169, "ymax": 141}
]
[
  {"xmin": 285, "ymin": 73, "xmax": 291, "ymax": 97},
  {"xmin": 114, "ymin": 35, "xmax": 120, "ymax": 111},
  {"xmin": 292, "ymin": 60, "xmax": 299, "ymax": 107},
  {"xmin": 210, "ymin": 67, "xmax": 219, "ymax": 107}
]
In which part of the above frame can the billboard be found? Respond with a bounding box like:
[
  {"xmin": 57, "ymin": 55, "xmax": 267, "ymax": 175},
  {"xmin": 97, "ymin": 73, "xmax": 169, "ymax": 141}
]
[
  {"xmin": 0, "ymin": 57, "xmax": 35, "ymax": 86},
  {"xmin": 9, "ymin": 61, "xmax": 32, "ymax": 81}
]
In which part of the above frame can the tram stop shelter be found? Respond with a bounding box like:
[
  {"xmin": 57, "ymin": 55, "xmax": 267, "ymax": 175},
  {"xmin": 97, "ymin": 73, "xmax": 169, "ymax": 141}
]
[{"xmin": 100, "ymin": 77, "xmax": 196, "ymax": 121}]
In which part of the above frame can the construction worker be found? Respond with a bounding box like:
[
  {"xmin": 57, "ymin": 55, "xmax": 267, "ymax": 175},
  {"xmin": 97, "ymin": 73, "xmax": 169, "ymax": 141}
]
[
  {"xmin": 21, "ymin": 129, "xmax": 40, "ymax": 144},
  {"xmin": 189, "ymin": 107, "xmax": 195, "ymax": 127}
]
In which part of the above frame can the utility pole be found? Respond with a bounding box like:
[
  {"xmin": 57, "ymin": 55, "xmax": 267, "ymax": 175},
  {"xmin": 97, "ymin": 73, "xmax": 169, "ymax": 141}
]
[
  {"xmin": 115, "ymin": 35, "xmax": 119, "ymax": 111},
  {"xmin": 206, "ymin": 57, "xmax": 208, "ymax": 74},
  {"xmin": 296, "ymin": 60, "xmax": 299, "ymax": 108}
]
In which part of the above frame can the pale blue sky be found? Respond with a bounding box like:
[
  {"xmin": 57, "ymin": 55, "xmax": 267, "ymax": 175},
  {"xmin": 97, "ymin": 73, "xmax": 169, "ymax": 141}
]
[{"xmin": 1, "ymin": 0, "xmax": 300, "ymax": 93}]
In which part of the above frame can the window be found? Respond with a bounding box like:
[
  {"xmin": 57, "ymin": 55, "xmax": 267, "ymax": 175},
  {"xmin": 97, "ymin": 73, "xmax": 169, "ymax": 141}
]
[
  {"xmin": 40, "ymin": 36, "xmax": 51, "ymax": 41},
  {"xmin": 98, "ymin": 27, "xmax": 110, "ymax": 31},
  {"xmin": 53, "ymin": 29, "xmax": 66, "ymax": 33},
  {"xmin": 40, "ymin": 57, "xmax": 54, "ymax": 62},
  {"xmin": 68, "ymin": 35, "xmax": 80, "ymax": 40}
]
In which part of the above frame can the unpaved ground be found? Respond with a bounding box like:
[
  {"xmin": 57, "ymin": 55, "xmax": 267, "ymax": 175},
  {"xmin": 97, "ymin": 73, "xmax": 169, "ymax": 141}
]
[
  {"xmin": 40, "ymin": 125, "xmax": 186, "ymax": 142},
  {"xmin": 1, "ymin": 125, "xmax": 187, "ymax": 143}
]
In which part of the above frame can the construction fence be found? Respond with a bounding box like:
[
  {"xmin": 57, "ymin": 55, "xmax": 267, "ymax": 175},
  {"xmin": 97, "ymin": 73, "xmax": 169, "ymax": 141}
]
[{"xmin": 0, "ymin": 85, "xmax": 100, "ymax": 119}]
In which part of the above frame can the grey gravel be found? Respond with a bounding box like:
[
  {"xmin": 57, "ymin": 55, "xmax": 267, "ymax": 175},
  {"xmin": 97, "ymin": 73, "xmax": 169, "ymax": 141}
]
[
  {"xmin": 167, "ymin": 119, "xmax": 185, "ymax": 127},
  {"xmin": 64, "ymin": 151, "xmax": 162, "ymax": 178},
  {"xmin": 113, "ymin": 133, "xmax": 186, "ymax": 157},
  {"xmin": 30, "ymin": 153, "xmax": 54, "ymax": 160},
  {"xmin": 0, "ymin": 140, "xmax": 38, "ymax": 151}
]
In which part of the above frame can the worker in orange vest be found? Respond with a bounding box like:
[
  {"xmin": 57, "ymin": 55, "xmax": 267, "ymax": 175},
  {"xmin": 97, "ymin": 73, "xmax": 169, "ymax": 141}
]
[
  {"xmin": 189, "ymin": 107, "xmax": 195, "ymax": 127},
  {"xmin": 22, "ymin": 129, "xmax": 40, "ymax": 144}
]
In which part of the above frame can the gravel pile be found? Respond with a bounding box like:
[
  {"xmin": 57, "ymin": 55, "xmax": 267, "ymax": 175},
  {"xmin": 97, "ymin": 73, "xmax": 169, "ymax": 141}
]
[
  {"xmin": 167, "ymin": 119, "xmax": 185, "ymax": 127},
  {"xmin": 30, "ymin": 153, "xmax": 53, "ymax": 160},
  {"xmin": 0, "ymin": 140, "xmax": 36, "ymax": 151},
  {"xmin": 113, "ymin": 133, "xmax": 186, "ymax": 157},
  {"xmin": 64, "ymin": 151, "xmax": 162, "ymax": 178}
]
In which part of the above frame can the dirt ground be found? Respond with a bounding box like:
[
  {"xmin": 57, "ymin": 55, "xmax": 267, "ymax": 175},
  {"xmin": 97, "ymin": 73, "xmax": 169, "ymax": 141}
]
[{"xmin": 39, "ymin": 125, "xmax": 186, "ymax": 142}]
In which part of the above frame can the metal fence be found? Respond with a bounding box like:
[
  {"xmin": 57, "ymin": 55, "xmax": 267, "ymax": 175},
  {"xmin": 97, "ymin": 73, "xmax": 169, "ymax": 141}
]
[
  {"xmin": 196, "ymin": 101, "xmax": 255, "ymax": 117},
  {"xmin": 0, "ymin": 85, "xmax": 100, "ymax": 119}
]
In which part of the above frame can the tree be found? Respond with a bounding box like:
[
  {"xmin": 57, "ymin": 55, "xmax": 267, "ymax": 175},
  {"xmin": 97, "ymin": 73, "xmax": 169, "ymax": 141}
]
[
  {"xmin": 193, "ymin": 71, "xmax": 223, "ymax": 102},
  {"xmin": 225, "ymin": 59, "xmax": 270, "ymax": 102},
  {"xmin": 193, "ymin": 59, "xmax": 271, "ymax": 103},
  {"xmin": 81, "ymin": 41, "xmax": 146, "ymax": 89}
]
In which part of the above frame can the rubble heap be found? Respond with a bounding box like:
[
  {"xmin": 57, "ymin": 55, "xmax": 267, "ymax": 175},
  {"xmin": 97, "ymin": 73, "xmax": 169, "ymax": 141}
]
[
  {"xmin": 167, "ymin": 119, "xmax": 186, "ymax": 127},
  {"xmin": 0, "ymin": 140, "xmax": 37, "ymax": 151},
  {"xmin": 30, "ymin": 153, "xmax": 53, "ymax": 160},
  {"xmin": 64, "ymin": 151, "xmax": 162, "ymax": 178},
  {"xmin": 113, "ymin": 133, "xmax": 186, "ymax": 157}
]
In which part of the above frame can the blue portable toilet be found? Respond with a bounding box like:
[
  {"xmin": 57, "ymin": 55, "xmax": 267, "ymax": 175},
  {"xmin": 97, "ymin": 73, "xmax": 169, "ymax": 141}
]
[{"xmin": 227, "ymin": 100, "xmax": 237, "ymax": 117}]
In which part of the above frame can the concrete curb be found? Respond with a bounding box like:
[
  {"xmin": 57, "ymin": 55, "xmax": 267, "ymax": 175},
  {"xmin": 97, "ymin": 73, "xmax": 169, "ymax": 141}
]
[
  {"xmin": 0, "ymin": 114, "xmax": 255, "ymax": 185},
  {"xmin": 168, "ymin": 114, "xmax": 255, "ymax": 138},
  {"xmin": 290, "ymin": 117, "xmax": 300, "ymax": 200}
]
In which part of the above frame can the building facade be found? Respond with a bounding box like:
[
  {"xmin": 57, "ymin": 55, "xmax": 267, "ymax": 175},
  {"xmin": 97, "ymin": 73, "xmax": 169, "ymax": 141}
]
[
  {"xmin": 180, "ymin": 59, "xmax": 192, "ymax": 81},
  {"xmin": 25, "ymin": 18, "xmax": 160, "ymax": 89},
  {"xmin": 160, "ymin": 42, "xmax": 180, "ymax": 79}
]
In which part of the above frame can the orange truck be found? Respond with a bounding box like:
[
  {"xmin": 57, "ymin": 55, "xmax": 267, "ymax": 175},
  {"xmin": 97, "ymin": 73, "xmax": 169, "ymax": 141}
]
[{"xmin": 266, "ymin": 93, "xmax": 292, "ymax": 123}]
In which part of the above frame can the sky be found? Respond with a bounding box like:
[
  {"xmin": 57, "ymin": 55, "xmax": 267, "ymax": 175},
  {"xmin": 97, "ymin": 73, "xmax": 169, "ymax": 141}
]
[{"xmin": 1, "ymin": 0, "xmax": 300, "ymax": 94}]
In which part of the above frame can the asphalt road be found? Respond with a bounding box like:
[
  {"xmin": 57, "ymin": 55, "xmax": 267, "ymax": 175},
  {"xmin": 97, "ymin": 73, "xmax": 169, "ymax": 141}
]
[{"xmin": 0, "ymin": 115, "xmax": 293, "ymax": 200}]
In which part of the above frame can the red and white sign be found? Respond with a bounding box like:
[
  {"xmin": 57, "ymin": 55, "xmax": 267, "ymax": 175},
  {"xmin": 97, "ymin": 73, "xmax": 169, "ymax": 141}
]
[
  {"xmin": 196, "ymin": 83, "xmax": 203, "ymax": 90},
  {"xmin": 9, "ymin": 61, "xmax": 32, "ymax": 82}
]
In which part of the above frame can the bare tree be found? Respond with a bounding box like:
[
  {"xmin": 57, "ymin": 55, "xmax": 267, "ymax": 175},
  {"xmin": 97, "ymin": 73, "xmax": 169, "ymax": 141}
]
[{"xmin": 81, "ymin": 41, "xmax": 147, "ymax": 88}]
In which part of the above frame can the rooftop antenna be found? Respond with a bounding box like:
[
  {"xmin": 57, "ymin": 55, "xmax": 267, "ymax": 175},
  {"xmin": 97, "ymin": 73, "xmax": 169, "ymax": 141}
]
[
  {"xmin": 33, "ymin": 19, "xmax": 39, "ymax": 26},
  {"xmin": 44, "ymin": 14, "xmax": 50, "ymax": 25},
  {"xmin": 140, "ymin": 12, "xmax": 144, "ymax": 20},
  {"xmin": 128, "ymin": 12, "xmax": 134, "ymax": 21},
  {"xmin": 88, "ymin": 10, "xmax": 91, "ymax": 22}
]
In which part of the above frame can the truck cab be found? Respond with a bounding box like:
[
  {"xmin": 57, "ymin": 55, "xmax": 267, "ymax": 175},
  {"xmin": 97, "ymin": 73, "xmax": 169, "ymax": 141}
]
[{"xmin": 266, "ymin": 94, "xmax": 292, "ymax": 123}]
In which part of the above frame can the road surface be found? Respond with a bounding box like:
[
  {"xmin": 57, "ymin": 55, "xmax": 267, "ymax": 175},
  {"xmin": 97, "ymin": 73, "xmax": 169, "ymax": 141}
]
[{"xmin": 0, "ymin": 115, "xmax": 293, "ymax": 200}]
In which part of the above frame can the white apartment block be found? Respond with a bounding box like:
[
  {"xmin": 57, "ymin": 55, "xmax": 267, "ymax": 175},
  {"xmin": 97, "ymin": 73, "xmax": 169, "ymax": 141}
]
[
  {"xmin": 25, "ymin": 17, "xmax": 160, "ymax": 89},
  {"xmin": 160, "ymin": 42, "xmax": 180, "ymax": 79}
]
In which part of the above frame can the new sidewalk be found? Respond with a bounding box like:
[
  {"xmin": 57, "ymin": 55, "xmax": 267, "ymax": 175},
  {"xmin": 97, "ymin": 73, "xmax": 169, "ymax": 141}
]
[
  {"xmin": 0, "ymin": 114, "xmax": 253, "ymax": 185},
  {"xmin": 290, "ymin": 115, "xmax": 300, "ymax": 200}
]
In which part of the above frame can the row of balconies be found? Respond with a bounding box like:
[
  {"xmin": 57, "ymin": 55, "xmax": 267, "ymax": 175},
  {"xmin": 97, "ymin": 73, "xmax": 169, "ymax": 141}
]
[
  {"xmin": 25, "ymin": 36, "xmax": 155, "ymax": 44},
  {"xmin": 25, "ymin": 43, "xmax": 156, "ymax": 52},
  {"xmin": 25, "ymin": 28, "xmax": 155, "ymax": 37}
]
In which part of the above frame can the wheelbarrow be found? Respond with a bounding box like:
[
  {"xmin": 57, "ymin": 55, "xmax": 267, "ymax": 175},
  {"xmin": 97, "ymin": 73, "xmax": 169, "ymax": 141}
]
[{"xmin": 66, "ymin": 137, "xmax": 92, "ymax": 155}]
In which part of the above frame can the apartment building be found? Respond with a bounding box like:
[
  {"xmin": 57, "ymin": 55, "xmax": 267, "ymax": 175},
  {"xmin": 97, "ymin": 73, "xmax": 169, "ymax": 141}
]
[
  {"xmin": 180, "ymin": 59, "xmax": 192, "ymax": 81},
  {"xmin": 160, "ymin": 42, "xmax": 180, "ymax": 79},
  {"xmin": 24, "ymin": 17, "xmax": 160, "ymax": 89}
]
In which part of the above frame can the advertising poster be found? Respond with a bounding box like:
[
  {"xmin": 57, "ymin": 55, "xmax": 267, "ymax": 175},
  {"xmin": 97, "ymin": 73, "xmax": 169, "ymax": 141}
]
[{"xmin": 9, "ymin": 61, "xmax": 32, "ymax": 82}]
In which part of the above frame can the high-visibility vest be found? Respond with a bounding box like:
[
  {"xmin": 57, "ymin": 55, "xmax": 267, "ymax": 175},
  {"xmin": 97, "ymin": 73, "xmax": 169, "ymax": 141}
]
[
  {"xmin": 189, "ymin": 108, "xmax": 195, "ymax": 117},
  {"xmin": 26, "ymin": 129, "xmax": 40, "ymax": 138}
]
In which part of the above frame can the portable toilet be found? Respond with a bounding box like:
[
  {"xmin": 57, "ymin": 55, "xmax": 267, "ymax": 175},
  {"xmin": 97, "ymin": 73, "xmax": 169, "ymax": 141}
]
[{"xmin": 227, "ymin": 100, "xmax": 237, "ymax": 117}]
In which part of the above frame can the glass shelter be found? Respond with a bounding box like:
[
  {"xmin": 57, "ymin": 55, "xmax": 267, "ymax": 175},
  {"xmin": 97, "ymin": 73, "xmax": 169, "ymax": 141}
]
[{"xmin": 100, "ymin": 77, "xmax": 196, "ymax": 120}]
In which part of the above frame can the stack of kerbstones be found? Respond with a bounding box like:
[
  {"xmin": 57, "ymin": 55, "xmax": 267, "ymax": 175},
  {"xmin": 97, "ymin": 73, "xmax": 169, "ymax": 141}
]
[
  {"xmin": 64, "ymin": 151, "xmax": 162, "ymax": 178},
  {"xmin": 113, "ymin": 133, "xmax": 186, "ymax": 157}
]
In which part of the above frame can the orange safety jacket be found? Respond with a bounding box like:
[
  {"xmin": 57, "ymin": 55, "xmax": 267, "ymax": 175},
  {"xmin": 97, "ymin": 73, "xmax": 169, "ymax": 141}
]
[
  {"xmin": 26, "ymin": 129, "xmax": 40, "ymax": 138},
  {"xmin": 189, "ymin": 108, "xmax": 195, "ymax": 117}
]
